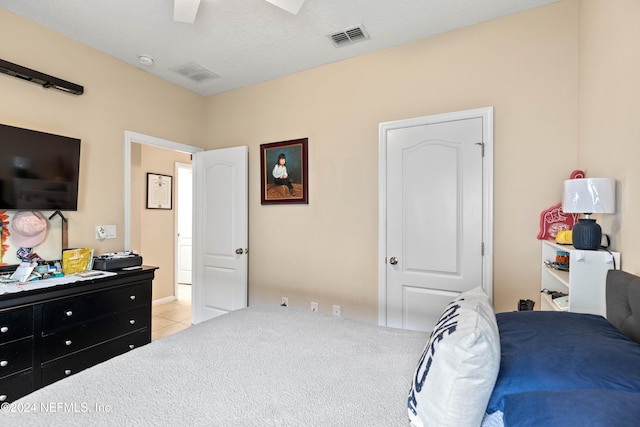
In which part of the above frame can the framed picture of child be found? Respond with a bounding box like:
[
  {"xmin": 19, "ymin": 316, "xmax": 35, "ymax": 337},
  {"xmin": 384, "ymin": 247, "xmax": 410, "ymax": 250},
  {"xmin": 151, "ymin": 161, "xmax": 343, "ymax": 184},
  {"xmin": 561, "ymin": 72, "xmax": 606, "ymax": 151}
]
[{"xmin": 260, "ymin": 138, "xmax": 308, "ymax": 205}]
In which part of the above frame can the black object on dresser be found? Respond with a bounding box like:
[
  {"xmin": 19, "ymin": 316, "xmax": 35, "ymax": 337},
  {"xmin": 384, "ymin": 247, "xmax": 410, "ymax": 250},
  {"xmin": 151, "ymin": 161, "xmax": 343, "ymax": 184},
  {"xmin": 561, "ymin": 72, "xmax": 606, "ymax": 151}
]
[{"xmin": 0, "ymin": 266, "xmax": 157, "ymax": 403}]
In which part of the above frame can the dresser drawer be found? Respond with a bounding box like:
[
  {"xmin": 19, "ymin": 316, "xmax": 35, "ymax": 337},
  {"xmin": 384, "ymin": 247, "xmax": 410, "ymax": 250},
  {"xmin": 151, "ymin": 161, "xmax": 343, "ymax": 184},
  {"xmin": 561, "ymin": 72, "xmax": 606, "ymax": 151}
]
[
  {"xmin": 41, "ymin": 329, "xmax": 149, "ymax": 387},
  {"xmin": 42, "ymin": 306, "xmax": 149, "ymax": 362},
  {"xmin": 0, "ymin": 338, "xmax": 33, "ymax": 379},
  {"xmin": 42, "ymin": 282, "xmax": 151, "ymax": 333},
  {"xmin": 0, "ymin": 306, "xmax": 33, "ymax": 345},
  {"xmin": 0, "ymin": 369, "xmax": 33, "ymax": 403}
]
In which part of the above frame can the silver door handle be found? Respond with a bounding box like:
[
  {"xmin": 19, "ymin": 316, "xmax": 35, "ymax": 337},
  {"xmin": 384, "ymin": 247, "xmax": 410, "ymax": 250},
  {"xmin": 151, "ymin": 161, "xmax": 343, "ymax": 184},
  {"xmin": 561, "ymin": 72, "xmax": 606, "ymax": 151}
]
[
  {"xmin": 389, "ymin": 257, "xmax": 398, "ymax": 265},
  {"xmin": 235, "ymin": 248, "xmax": 244, "ymax": 255}
]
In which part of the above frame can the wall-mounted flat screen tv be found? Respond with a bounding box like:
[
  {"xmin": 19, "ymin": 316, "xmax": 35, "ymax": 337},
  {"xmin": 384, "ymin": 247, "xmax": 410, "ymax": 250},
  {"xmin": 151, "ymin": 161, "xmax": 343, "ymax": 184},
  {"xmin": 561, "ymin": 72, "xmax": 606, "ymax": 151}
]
[{"xmin": 0, "ymin": 123, "xmax": 81, "ymax": 211}]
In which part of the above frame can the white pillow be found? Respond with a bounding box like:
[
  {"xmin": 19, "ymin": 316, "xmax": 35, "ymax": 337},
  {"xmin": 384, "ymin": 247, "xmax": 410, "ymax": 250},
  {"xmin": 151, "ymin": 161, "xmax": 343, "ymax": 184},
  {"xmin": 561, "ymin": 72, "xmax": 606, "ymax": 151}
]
[{"xmin": 407, "ymin": 286, "xmax": 500, "ymax": 427}]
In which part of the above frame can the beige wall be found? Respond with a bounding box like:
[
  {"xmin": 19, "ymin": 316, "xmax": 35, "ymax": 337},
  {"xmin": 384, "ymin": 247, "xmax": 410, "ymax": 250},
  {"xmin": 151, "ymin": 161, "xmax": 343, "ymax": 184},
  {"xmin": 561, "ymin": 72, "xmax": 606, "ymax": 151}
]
[
  {"xmin": 578, "ymin": 0, "xmax": 640, "ymax": 273},
  {"xmin": 0, "ymin": 9, "xmax": 204, "ymax": 279},
  {"xmin": 204, "ymin": 1, "xmax": 580, "ymax": 321},
  {"xmin": 137, "ymin": 144, "xmax": 192, "ymax": 300}
]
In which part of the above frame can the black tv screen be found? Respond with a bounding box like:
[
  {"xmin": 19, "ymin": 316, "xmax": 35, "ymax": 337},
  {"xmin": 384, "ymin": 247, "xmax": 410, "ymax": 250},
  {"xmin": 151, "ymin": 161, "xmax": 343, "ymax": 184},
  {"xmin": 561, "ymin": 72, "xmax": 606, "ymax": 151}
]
[{"xmin": 0, "ymin": 123, "xmax": 80, "ymax": 211}]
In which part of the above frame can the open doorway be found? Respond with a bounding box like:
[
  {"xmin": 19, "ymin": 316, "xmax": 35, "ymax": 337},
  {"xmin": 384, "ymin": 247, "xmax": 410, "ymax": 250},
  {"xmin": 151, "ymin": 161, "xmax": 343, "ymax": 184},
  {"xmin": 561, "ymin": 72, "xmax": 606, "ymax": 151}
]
[{"xmin": 123, "ymin": 131, "xmax": 202, "ymax": 305}]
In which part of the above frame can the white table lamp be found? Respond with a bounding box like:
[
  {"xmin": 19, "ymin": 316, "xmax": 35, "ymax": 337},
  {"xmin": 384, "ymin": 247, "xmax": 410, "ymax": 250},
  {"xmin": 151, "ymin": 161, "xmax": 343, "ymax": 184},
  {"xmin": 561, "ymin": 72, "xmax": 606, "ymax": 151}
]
[{"xmin": 562, "ymin": 178, "xmax": 615, "ymax": 250}]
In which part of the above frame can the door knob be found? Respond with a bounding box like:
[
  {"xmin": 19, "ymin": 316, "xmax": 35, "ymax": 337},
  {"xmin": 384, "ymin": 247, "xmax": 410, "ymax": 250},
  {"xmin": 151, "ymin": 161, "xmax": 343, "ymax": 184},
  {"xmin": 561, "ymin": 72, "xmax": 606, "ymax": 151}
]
[
  {"xmin": 389, "ymin": 257, "xmax": 398, "ymax": 265},
  {"xmin": 235, "ymin": 248, "xmax": 244, "ymax": 255}
]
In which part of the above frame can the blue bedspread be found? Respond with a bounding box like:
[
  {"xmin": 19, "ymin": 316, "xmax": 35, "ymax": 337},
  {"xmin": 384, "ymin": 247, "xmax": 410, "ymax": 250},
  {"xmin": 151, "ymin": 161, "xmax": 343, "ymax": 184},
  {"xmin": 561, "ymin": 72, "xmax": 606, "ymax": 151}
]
[{"xmin": 488, "ymin": 311, "xmax": 640, "ymax": 427}]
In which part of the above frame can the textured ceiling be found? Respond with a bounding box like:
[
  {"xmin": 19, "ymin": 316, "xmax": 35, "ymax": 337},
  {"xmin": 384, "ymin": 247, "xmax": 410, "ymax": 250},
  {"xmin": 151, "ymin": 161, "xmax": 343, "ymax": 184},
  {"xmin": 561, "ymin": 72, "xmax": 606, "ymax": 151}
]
[{"xmin": 0, "ymin": 0, "xmax": 558, "ymax": 96}]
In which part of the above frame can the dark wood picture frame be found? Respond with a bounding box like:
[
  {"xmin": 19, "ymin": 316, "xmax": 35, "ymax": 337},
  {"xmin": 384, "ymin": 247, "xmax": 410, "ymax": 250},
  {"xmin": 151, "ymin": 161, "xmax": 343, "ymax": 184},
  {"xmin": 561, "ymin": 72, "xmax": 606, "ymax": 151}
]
[
  {"xmin": 146, "ymin": 173, "xmax": 173, "ymax": 209},
  {"xmin": 260, "ymin": 138, "xmax": 308, "ymax": 205}
]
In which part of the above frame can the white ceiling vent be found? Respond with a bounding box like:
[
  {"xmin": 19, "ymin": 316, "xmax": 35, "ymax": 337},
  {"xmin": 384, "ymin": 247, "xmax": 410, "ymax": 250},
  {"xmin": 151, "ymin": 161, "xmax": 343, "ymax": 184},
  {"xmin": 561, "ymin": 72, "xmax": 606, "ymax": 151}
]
[
  {"xmin": 327, "ymin": 25, "xmax": 370, "ymax": 47},
  {"xmin": 169, "ymin": 62, "xmax": 219, "ymax": 83}
]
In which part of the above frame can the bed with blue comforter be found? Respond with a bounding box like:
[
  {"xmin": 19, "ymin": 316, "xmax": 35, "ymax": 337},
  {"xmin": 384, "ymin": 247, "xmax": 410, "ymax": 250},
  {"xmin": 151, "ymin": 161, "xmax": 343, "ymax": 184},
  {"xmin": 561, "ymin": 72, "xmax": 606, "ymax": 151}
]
[
  {"xmin": 484, "ymin": 269, "xmax": 640, "ymax": 427},
  {"xmin": 487, "ymin": 310, "xmax": 640, "ymax": 426},
  {"xmin": 409, "ymin": 269, "xmax": 640, "ymax": 427}
]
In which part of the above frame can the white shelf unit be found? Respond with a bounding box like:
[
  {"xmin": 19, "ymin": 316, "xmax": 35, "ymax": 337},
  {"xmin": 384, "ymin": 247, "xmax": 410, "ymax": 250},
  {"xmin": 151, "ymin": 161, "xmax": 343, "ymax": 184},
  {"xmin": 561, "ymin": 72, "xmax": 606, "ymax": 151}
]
[{"xmin": 540, "ymin": 240, "xmax": 620, "ymax": 316}]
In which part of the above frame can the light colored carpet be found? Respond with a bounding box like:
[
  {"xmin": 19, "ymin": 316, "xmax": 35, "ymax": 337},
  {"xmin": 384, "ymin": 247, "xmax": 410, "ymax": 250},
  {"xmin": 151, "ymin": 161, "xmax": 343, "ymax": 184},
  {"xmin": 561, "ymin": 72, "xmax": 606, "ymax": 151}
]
[{"xmin": 8, "ymin": 306, "xmax": 428, "ymax": 426}]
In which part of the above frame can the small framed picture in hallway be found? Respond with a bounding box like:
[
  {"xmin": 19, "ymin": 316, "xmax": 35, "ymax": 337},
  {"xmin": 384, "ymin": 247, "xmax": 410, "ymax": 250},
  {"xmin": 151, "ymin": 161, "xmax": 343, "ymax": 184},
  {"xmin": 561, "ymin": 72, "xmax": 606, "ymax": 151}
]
[
  {"xmin": 260, "ymin": 138, "xmax": 308, "ymax": 205},
  {"xmin": 146, "ymin": 173, "xmax": 173, "ymax": 209}
]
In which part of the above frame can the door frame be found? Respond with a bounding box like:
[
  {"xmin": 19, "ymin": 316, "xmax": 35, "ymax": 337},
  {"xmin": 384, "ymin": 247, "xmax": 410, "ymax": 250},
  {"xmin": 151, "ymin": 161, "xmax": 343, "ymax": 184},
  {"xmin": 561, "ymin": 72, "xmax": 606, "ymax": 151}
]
[
  {"xmin": 377, "ymin": 107, "xmax": 494, "ymax": 327},
  {"xmin": 123, "ymin": 131, "xmax": 202, "ymax": 303},
  {"xmin": 174, "ymin": 161, "xmax": 193, "ymax": 292}
]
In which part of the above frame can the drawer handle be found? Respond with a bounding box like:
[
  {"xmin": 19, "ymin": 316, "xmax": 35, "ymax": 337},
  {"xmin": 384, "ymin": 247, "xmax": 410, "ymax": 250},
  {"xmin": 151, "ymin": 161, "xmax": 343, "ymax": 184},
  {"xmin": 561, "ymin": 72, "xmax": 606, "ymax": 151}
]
[
  {"xmin": 0, "ymin": 395, "xmax": 6, "ymax": 402},
  {"xmin": 129, "ymin": 344, "xmax": 135, "ymax": 349},
  {"xmin": 0, "ymin": 326, "xmax": 8, "ymax": 333},
  {"xmin": 65, "ymin": 310, "xmax": 73, "ymax": 317},
  {"xmin": 0, "ymin": 360, "xmax": 7, "ymax": 367},
  {"xmin": 65, "ymin": 340, "xmax": 73, "ymax": 346},
  {"xmin": 129, "ymin": 319, "xmax": 136, "ymax": 325},
  {"xmin": 130, "ymin": 295, "xmax": 136, "ymax": 300},
  {"xmin": 64, "ymin": 369, "xmax": 72, "ymax": 376}
]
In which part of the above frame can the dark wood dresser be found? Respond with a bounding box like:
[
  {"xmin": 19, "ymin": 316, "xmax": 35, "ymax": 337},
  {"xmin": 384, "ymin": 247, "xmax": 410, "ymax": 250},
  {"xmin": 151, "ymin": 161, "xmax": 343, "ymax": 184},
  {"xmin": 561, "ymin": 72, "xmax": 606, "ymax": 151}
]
[{"xmin": 0, "ymin": 266, "xmax": 157, "ymax": 403}]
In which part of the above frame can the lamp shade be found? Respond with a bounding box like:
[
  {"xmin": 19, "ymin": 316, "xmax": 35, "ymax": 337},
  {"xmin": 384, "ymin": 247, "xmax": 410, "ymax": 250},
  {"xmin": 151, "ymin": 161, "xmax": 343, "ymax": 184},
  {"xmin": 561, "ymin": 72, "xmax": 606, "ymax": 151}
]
[{"xmin": 562, "ymin": 178, "xmax": 615, "ymax": 214}]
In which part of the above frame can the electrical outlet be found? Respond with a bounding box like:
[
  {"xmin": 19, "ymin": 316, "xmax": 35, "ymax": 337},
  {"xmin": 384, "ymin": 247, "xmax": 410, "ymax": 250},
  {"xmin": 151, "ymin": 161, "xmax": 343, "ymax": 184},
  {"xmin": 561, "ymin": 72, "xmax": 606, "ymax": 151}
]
[
  {"xmin": 95, "ymin": 225, "xmax": 117, "ymax": 240},
  {"xmin": 311, "ymin": 302, "xmax": 318, "ymax": 312},
  {"xmin": 281, "ymin": 297, "xmax": 288, "ymax": 307},
  {"xmin": 332, "ymin": 305, "xmax": 341, "ymax": 316}
]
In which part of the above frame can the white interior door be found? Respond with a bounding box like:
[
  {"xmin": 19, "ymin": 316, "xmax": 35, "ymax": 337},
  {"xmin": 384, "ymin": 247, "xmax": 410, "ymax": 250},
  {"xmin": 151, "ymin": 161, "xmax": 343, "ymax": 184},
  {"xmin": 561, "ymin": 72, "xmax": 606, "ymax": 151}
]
[
  {"xmin": 192, "ymin": 146, "xmax": 248, "ymax": 324},
  {"xmin": 176, "ymin": 163, "xmax": 193, "ymax": 285},
  {"xmin": 379, "ymin": 108, "xmax": 493, "ymax": 331}
]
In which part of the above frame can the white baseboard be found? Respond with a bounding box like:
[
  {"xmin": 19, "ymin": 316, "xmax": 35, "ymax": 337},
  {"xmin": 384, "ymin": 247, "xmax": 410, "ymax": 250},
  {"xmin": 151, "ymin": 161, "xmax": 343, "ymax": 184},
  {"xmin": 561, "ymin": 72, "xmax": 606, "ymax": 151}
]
[{"xmin": 152, "ymin": 295, "xmax": 177, "ymax": 306}]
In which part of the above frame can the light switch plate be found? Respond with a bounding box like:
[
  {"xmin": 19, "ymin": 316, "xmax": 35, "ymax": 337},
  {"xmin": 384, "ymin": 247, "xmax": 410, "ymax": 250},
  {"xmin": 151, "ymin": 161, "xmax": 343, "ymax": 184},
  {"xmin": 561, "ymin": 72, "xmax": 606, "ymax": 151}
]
[{"xmin": 96, "ymin": 225, "xmax": 117, "ymax": 239}]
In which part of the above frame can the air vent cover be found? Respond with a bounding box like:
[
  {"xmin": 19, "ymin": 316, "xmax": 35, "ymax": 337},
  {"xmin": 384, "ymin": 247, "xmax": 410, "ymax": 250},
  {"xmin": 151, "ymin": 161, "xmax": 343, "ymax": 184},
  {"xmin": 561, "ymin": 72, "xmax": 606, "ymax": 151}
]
[
  {"xmin": 169, "ymin": 62, "xmax": 219, "ymax": 83},
  {"xmin": 327, "ymin": 25, "xmax": 370, "ymax": 47}
]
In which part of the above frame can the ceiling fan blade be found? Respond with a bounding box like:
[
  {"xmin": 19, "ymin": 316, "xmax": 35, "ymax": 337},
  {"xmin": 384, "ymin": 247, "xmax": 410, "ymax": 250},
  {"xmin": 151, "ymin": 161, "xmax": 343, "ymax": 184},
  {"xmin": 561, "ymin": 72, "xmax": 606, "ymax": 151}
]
[
  {"xmin": 174, "ymin": 0, "xmax": 201, "ymax": 23},
  {"xmin": 265, "ymin": 0, "xmax": 306, "ymax": 15}
]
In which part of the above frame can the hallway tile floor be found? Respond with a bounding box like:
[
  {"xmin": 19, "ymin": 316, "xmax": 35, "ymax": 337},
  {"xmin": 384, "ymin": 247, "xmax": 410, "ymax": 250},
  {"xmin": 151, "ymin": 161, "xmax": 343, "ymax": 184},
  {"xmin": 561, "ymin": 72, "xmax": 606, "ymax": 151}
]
[{"xmin": 151, "ymin": 284, "xmax": 192, "ymax": 341}]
